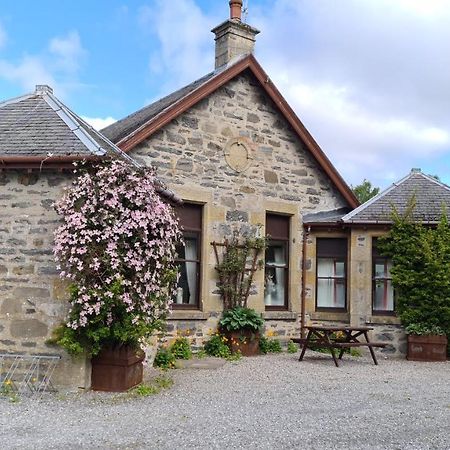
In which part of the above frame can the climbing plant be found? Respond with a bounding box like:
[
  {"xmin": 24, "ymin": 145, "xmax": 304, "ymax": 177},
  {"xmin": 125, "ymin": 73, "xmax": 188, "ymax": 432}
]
[
  {"xmin": 52, "ymin": 159, "xmax": 182, "ymax": 356},
  {"xmin": 377, "ymin": 197, "xmax": 450, "ymax": 339},
  {"xmin": 212, "ymin": 231, "xmax": 267, "ymax": 310}
]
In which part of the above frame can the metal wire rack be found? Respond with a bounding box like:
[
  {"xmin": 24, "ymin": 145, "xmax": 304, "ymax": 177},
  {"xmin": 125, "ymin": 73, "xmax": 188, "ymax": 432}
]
[{"xmin": 0, "ymin": 353, "xmax": 61, "ymax": 399}]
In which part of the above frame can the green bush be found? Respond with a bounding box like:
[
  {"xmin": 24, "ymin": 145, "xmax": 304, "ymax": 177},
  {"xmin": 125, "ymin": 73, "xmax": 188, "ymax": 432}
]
[
  {"xmin": 219, "ymin": 307, "xmax": 264, "ymax": 333},
  {"xmin": 259, "ymin": 337, "xmax": 283, "ymax": 354},
  {"xmin": 204, "ymin": 335, "xmax": 231, "ymax": 358},
  {"xmin": 170, "ymin": 337, "xmax": 192, "ymax": 360},
  {"xmin": 378, "ymin": 202, "xmax": 450, "ymax": 342},
  {"xmin": 287, "ymin": 340, "xmax": 298, "ymax": 353},
  {"xmin": 405, "ymin": 324, "xmax": 445, "ymax": 336},
  {"xmin": 154, "ymin": 347, "xmax": 176, "ymax": 369}
]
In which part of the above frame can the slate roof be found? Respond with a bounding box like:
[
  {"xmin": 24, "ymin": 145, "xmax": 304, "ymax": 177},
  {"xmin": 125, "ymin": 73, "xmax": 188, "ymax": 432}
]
[
  {"xmin": 0, "ymin": 85, "xmax": 181, "ymax": 203},
  {"xmin": 342, "ymin": 170, "xmax": 450, "ymax": 224},
  {"xmin": 303, "ymin": 207, "xmax": 351, "ymax": 225},
  {"xmin": 0, "ymin": 85, "xmax": 132, "ymax": 162},
  {"xmin": 102, "ymin": 69, "xmax": 219, "ymax": 144}
]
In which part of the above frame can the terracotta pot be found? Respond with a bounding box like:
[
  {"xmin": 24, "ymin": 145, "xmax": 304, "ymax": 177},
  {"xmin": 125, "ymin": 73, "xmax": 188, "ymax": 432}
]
[
  {"xmin": 91, "ymin": 345, "xmax": 145, "ymax": 392},
  {"xmin": 226, "ymin": 330, "xmax": 260, "ymax": 356},
  {"xmin": 407, "ymin": 334, "xmax": 448, "ymax": 362}
]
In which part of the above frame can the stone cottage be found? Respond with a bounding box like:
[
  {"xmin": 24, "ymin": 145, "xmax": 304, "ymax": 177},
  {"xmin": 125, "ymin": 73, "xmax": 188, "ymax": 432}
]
[
  {"xmin": 0, "ymin": 85, "xmax": 179, "ymax": 387},
  {"xmin": 102, "ymin": 1, "xmax": 359, "ymax": 348},
  {"xmin": 303, "ymin": 169, "xmax": 450, "ymax": 355}
]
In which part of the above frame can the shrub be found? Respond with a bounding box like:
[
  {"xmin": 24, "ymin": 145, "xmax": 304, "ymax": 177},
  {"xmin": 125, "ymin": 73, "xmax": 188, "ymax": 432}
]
[
  {"xmin": 154, "ymin": 348, "xmax": 176, "ymax": 369},
  {"xmin": 287, "ymin": 340, "xmax": 298, "ymax": 353},
  {"xmin": 259, "ymin": 337, "xmax": 283, "ymax": 354},
  {"xmin": 219, "ymin": 307, "xmax": 264, "ymax": 333},
  {"xmin": 170, "ymin": 337, "xmax": 192, "ymax": 360},
  {"xmin": 378, "ymin": 202, "xmax": 450, "ymax": 340},
  {"xmin": 52, "ymin": 159, "xmax": 182, "ymax": 356},
  {"xmin": 204, "ymin": 335, "xmax": 231, "ymax": 358}
]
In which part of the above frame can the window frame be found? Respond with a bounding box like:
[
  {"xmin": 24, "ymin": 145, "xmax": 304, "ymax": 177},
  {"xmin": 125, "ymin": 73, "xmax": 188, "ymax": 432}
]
[
  {"xmin": 173, "ymin": 203, "xmax": 203, "ymax": 310},
  {"xmin": 265, "ymin": 213, "xmax": 290, "ymax": 311},
  {"xmin": 315, "ymin": 238, "xmax": 348, "ymax": 312},
  {"xmin": 372, "ymin": 238, "xmax": 395, "ymax": 316}
]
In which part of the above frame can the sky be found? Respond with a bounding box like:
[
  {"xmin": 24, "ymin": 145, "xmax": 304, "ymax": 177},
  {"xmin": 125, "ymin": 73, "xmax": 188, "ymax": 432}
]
[{"xmin": 1, "ymin": 0, "xmax": 450, "ymax": 188}]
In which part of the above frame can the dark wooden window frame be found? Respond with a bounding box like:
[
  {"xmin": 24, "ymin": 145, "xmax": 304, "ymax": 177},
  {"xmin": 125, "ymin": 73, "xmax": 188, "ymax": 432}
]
[
  {"xmin": 265, "ymin": 213, "xmax": 290, "ymax": 311},
  {"xmin": 315, "ymin": 238, "xmax": 348, "ymax": 312},
  {"xmin": 372, "ymin": 238, "xmax": 395, "ymax": 316},
  {"xmin": 173, "ymin": 203, "xmax": 203, "ymax": 310}
]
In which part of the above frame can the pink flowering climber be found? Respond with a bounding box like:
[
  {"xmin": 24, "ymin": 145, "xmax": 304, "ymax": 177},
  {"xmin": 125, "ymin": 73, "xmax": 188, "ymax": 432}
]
[{"xmin": 53, "ymin": 159, "xmax": 182, "ymax": 356}]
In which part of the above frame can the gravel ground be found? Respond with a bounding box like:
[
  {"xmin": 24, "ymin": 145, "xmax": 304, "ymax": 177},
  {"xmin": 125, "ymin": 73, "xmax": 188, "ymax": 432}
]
[{"xmin": 1, "ymin": 352, "xmax": 449, "ymax": 450}]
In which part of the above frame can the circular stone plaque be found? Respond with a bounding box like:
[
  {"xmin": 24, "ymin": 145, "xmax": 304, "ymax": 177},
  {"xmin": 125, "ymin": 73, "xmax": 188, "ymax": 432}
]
[{"xmin": 224, "ymin": 137, "xmax": 253, "ymax": 173}]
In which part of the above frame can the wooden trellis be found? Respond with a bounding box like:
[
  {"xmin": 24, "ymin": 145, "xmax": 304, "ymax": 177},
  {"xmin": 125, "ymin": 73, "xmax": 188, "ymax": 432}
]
[{"xmin": 211, "ymin": 238, "xmax": 265, "ymax": 310}]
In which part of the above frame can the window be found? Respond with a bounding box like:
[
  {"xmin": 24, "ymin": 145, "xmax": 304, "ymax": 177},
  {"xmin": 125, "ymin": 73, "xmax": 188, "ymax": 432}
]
[
  {"xmin": 174, "ymin": 203, "xmax": 202, "ymax": 308},
  {"xmin": 264, "ymin": 214, "xmax": 289, "ymax": 309},
  {"xmin": 316, "ymin": 238, "xmax": 347, "ymax": 310},
  {"xmin": 372, "ymin": 239, "xmax": 394, "ymax": 314}
]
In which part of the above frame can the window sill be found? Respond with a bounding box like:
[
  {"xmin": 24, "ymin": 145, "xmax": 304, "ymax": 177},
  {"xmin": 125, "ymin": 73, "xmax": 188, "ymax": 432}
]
[
  {"xmin": 310, "ymin": 312, "xmax": 350, "ymax": 322},
  {"xmin": 365, "ymin": 315, "xmax": 401, "ymax": 325},
  {"xmin": 263, "ymin": 311, "xmax": 298, "ymax": 321},
  {"xmin": 169, "ymin": 310, "xmax": 209, "ymax": 320}
]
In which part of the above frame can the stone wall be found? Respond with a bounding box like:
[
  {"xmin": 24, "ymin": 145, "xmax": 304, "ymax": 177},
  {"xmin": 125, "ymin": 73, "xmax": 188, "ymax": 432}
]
[
  {"xmin": 0, "ymin": 171, "xmax": 90, "ymax": 388},
  {"xmin": 305, "ymin": 228, "xmax": 406, "ymax": 356},
  {"xmin": 130, "ymin": 70, "xmax": 349, "ymax": 345}
]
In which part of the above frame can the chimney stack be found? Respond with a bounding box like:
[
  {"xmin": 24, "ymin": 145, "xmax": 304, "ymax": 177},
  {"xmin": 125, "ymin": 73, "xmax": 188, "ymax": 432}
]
[
  {"xmin": 229, "ymin": 0, "xmax": 243, "ymax": 21},
  {"xmin": 35, "ymin": 85, "xmax": 53, "ymax": 95},
  {"xmin": 211, "ymin": 0, "xmax": 260, "ymax": 69}
]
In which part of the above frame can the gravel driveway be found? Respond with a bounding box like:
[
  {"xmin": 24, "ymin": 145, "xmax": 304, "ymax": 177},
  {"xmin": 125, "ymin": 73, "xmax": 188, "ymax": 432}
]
[{"xmin": 1, "ymin": 353, "xmax": 449, "ymax": 449}]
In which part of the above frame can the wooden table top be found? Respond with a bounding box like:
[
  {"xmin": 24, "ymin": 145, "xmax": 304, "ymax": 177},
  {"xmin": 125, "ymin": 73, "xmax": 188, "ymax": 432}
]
[{"xmin": 305, "ymin": 325, "xmax": 374, "ymax": 332}]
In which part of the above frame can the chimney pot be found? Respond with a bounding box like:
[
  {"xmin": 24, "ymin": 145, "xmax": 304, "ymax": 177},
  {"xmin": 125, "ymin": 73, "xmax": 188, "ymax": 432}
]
[
  {"xmin": 229, "ymin": 0, "xmax": 243, "ymax": 21},
  {"xmin": 35, "ymin": 85, "xmax": 53, "ymax": 95}
]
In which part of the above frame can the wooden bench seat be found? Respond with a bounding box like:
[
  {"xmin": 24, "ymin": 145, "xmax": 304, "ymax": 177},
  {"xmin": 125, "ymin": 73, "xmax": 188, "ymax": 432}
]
[{"xmin": 291, "ymin": 338, "xmax": 386, "ymax": 348}]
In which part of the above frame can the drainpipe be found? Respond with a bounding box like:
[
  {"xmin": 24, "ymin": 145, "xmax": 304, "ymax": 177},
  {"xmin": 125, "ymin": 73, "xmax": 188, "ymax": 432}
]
[{"xmin": 301, "ymin": 225, "xmax": 310, "ymax": 339}]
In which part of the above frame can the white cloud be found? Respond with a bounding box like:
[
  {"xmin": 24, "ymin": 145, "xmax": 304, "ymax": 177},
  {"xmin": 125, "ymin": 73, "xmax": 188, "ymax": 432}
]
[
  {"xmin": 82, "ymin": 116, "xmax": 116, "ymax": 131},
  {"xmin": 138, "ymin": 0, "xmax": 218, "ymax": 96},
  {"xmin": 249, "ymin": 0, "xmax": 450, "ymax": 187},
  {"xmin": 0, "ymin": 55, "xmax": 57, "ymax": 92},
  {"xmin": 0, "ymin": 22, "xmax": 6, "ymax": 48},
  {"xmin": 49, "ymin": 31, "xmax": 86, "ymax": 73},
  {"xmin": 0, "ymin": 30, "xmax": 86, "ymax": 97}
]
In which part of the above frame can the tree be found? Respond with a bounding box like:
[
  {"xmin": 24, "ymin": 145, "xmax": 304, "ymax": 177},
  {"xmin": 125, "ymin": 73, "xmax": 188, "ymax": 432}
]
[
  {"xmin": 377, "ymin": 200, "xmax": 450, "ymax": 340},
  {"xmin": 351, "ymin": 179, "xmax": 380, "ymax": 204}
]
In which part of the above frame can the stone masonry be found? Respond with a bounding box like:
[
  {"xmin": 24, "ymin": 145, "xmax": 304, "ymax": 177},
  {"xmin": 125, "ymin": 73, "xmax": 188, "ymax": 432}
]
[
  {"xmin": 0, "ymin": 170, "xmax": 90, "ymax": 388},
  {"xmin": 130, "ymin": 71, "xmax": 349, "ymax": 347}
]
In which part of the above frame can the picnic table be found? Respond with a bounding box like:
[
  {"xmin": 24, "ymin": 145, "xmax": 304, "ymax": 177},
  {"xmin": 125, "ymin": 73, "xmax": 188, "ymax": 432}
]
[{"xmin": 293, "ymin": 325, "xmax": 386, "ymax": 367}]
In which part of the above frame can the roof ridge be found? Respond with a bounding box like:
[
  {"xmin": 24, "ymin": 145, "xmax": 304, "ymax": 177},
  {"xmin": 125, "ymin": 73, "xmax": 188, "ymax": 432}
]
[
  {"xmin": 416, "ymin": 171, "xmax": 450, "ymax": 193},
  {"xmin": 103, "ymin": 70, "xmax": 216, "ymax": 132},
  {"xmin": 43, "ymin": 92, "xmax": 106, "ymax": 156},
  {"xmin": 0, "ymin": 92, "xmax": 36, "ymax": 109}
]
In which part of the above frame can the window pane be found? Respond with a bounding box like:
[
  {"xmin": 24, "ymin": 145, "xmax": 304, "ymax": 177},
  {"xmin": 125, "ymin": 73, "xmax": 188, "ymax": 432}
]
[
  {"xmin": 317, "ymin": 278, "xmax": 345, "ymax": 308},
  {"xmin": 265, "ymin": 241, "xmax": 287, "ymax": 266},
  {"xmin": 374, "ymin": 280, "xmax": 394, "ymax": 311},
  {"xmin": 264, "ymin": 266, "xmax": 286, "ymax": 306},
  {"xmin": 175, "ymin": 261, "xmax": 198, "ymax": 305},
  {"xmin": 317, "ymin": 258, "xmax": 345, "ymax": 278}
]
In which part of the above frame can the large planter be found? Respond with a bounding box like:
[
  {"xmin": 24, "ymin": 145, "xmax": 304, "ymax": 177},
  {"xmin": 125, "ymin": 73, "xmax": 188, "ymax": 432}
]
[
  {"xmin": 91, "ymin": 345, "xmax": 145, "ymax": 392},
  {"xmin": 226, "ymin": 330, "xmax": 260, "ymax": 356},
  {"xmin": 407, "ymin": 334, "xmax": 448, "ymax": 362}
]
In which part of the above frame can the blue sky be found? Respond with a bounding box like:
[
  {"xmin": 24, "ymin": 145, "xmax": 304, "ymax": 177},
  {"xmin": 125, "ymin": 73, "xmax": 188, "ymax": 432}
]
[{"xmin": 1, "ymin": 0, "xmax": 450, "ymax": 188}]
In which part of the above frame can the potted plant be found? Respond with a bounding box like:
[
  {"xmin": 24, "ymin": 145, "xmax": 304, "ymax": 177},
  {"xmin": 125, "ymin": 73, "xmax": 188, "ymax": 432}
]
[
  {"xmin": 219, "ymin": 307, "xmax": 264, "ymax": 356},
  {"xmin": 378, "ymin": 200, "xmax": 449, "ymax": 361},
  {"xmin": 52, "ymin": 159, "xmax": 182, "ymax": 391},
  {"xmin": 212, "ymin": 231, "xmax": 267, "ymax": 356},
  {"xmin": 405, "ymin": 324, "xmax": 447, "ymax": 362}
]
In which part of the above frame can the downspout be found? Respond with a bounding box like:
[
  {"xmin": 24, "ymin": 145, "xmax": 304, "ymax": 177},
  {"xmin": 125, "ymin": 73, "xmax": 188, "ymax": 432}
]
[{"xmin": 301, "ymin": 225, "xmax": 311, "ymax": 339}]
